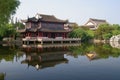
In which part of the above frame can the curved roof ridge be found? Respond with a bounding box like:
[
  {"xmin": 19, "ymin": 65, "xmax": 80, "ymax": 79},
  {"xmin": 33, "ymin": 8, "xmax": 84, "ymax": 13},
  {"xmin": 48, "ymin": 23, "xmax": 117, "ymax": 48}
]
[{"xmin": 89, "ymin": 18, "xmax": 107, "ymax": 22}]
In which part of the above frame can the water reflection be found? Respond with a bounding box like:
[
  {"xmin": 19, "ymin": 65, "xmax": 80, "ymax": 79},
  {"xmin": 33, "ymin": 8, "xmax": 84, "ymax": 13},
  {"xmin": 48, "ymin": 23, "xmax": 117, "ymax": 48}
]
[
  {"xmin": 21, "ymin": 52, "xmax": 68, "ymax": 70},
  {"xmin": 68, "ymin": 43, "xmax": 120, "ymax": 60},
  {"xmin": 110, "ymin": 41, "xmax": 120, "ymax": 49},
  {"xmin": 21, "ymin": 44, "xmax": 73, "ymax": 70},
  {"xmin": 86, "ymin": 51, "xmax": 99, "ymax": 61},
  {"xmin": 0, "ymin": 73, "xmax": 5, "ymax": 80},
  {"xmin": 0, "ymin": 43, "xmax": 120, "ymax": 63},
  {"xmin": 0, "ymin": 43, "xmax": 120, "ymax": 80}
]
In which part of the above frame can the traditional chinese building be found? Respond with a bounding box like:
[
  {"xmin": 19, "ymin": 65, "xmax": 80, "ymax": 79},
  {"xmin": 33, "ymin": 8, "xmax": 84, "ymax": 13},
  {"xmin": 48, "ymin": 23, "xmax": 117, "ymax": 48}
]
[
  {"xmin": 18, "ymin": 14, "xmax": 81, "ymax": 44},
  {"xmin": 84, "ymin": 18, "xmax": 108, "ymax": 30},
  {"xmin": 19, "ymin": 14, "xmax": 71, "ymax": 39}
]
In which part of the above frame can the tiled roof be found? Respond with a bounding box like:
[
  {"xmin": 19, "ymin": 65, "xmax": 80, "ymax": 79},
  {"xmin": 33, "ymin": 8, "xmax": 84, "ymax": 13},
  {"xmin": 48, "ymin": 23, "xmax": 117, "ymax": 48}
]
[
  {"xmin": 89, "ymin": 18, "xmax": 107, "ymax": 26},
  {"xmin": 90, "ymin": 18, "xmax": 106, "ymax": 22},
  {"xmin": 23, "ymin": 14, "xmax": 68, "ymax": 23},
  {"xmin": 38, "ymin": 14, "xmax": 67, "ymax": 23}
]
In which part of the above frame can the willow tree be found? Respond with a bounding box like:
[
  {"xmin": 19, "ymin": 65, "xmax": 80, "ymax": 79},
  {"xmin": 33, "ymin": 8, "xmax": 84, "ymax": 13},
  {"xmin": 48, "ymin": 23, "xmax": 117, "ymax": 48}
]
[{"xmin": 0, "ymin": 0, "xmax": 20, "ymax": 37}]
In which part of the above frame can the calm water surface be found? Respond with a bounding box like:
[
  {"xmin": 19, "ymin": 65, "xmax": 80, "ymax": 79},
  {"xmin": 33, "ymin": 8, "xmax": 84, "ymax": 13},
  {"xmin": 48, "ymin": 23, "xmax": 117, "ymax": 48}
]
[{"xmin": 0, "ymin": 43, "xmax": 120, "ymax": 80}]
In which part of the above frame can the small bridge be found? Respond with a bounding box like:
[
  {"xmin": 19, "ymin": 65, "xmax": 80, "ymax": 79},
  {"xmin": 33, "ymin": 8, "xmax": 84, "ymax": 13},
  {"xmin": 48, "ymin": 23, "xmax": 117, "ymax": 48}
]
[{"xmin": 109, "ymin": 34, "xmax": 120, "ymax": 48}]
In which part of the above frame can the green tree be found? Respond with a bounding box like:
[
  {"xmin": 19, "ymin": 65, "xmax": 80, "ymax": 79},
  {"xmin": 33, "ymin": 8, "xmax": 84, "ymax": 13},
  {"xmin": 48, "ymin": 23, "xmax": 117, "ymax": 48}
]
[
  {"xmin": 0, "ymin": 0, "xmax": 20, "ymax": 38},
  {"xmin": 112, "ymin": 30, "xmax": 120, "ymax": 35},
  {"xmin": 69, "ymin": 28, "xmax": 92, "ymax": 41},
  {"xmin": 0, "ymin": 0, "xmax": 20, "ymax": 24},
  {"xmin": 14, "ymin": 21, "xmax": 25, "ymax": 29},
  {"xmin": 103, "ymin": 33, "xmax": 112, "ymax": 40},
  {"xmin": 112, "ymin": 24, "xmax": 120, "ymax": 35},
  {"xmin": 94, "ymin": 24, "xmax": 113, "ymax": 40},
  {"xmin": 112, "ymin": 24, "xmax": 120, "ymax": 30}
]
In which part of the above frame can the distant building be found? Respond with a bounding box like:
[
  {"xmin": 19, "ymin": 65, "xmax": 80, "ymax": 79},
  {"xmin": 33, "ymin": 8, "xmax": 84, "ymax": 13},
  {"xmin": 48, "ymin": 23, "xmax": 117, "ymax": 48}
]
[{"xmin": 84, "ymin": 18, "xmax": 108, "ymax": 30}]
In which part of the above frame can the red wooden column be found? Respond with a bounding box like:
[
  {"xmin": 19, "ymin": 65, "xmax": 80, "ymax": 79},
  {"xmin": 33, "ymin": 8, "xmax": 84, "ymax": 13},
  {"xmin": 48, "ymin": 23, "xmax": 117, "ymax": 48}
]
[
  {"xmin": 28, "ymin": 32, "xmax": 30, "ymax": 37},
  {"xmin": 64, "ymin": 33, "xmax": 66, "ymax": 39},
  {"xmin": 56, "ymin": 33, "xmax": 58, "ymax": 37},
  {"xmin": 25, "ymin": 32, "xmax": 27, "ymax": 37},
  {"xmin": 48, "ymin": 32, "xmax": 51, "ymax": 38},
  {"xmin": 27, "ymin": 32, "xmax": 29, "ymax": 37},
  {"xmin": 49, "ymin": 33, "xmax": 51, "ymax": 38},
  {"xmin": 64, "ymin": 33, "xmax": 66, "ymax": 38},
  {"xmin": 25, "ymin": 33, "xmax": 27, "ymax": 37},
  {"xmin": 23, "ymin": 33, "xmax": 25, "ymax": 38},
  {"xmin": 39, "ymin": 32, "xmax": 41, "ymax": 37},
  {"xmin": 65, "ymin": 33, "xmax": 67, "ymax": 38},
  {"xmin": 66, "ymin": 33, "xmax": 68, "ymax": 38},
  {"xmin": 39, "ymin": 32, "xmax": 42, "ymax": 37},
  {"xmin": 62, "ymin": 33, "xmax": 64, "ymax": 39},
  {"xmin": 41, "ymin": 32, "xmax": 43, "ymax": 37},
  {"xmin": 55, "ymin": 33, "xmax": 57, "ymax": 38},
  {"xmin": 30, "ymin": 32, "xmax": 31, "ymax": 37}
]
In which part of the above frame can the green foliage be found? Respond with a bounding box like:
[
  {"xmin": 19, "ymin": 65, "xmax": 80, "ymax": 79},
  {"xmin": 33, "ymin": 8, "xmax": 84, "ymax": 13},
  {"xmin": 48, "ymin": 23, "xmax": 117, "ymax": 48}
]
[
  {"xmin": 69, "ymin": 23, "xmax": 120, "ymax": 41},
  {"xmin": 94, "ymin": 23, "xmax": 120, "ymax": 40},
  {"xmin": 69, "ymin": 43, "xmax": 120, "ymax": 59},
  {"xmin": 0, "ymin": 73, "xmax": 5, "ymax": 80},
  {"xmin": 68, "ymin": 42, "xmax": 120, "ymax": 60},
  {"xmin": 69, "ymin": 26, "xmax": 94, "ymax": 41},
  {"xmin": 112, "ymin": 24, "xmax": 120, "ymax": 35},
  {"xmin": 0, "ymin": 26, "xmax": 7, "ymax": 37},
  {"xmin": 0, "ymin": 23, "xmax": 16, "ymax": 38},
  {"xmin": 0, "ymin": 0, "xmax": 20, "ymax": 24},
  {"xmin": 95, "ymin": 24, "xmax": 114, "ymax": 40},
  {"xmin": 103, "ymin": 33, "xmax": 112, "ymax": 40},
  {"xmin": 69, "ymin": 28, "xmax": 88, "ymax": 41},
  {"xmin": 14, "ymin": 22, "xmax": 25, "ymax": 29},
  {"xmin": 0, "ymin": 0, "xmax": 20, "ymax": 39},
  {"xmin": 112, "ymin": 30, "xmax": 120, "ymax": 35},
  {"xmin": 85, "ymin": 29, "xmax": 94, "ymax": 38},
  {"xmin": 80, "ymin": 26, "xmax": 90, "ymax": 30},
  {"xmin": 112, "ymin": 24, "xmax": 120, "ymax": 30},
  {"xmin": 0, "ymin": 46, "xmax": 21, "ymax": 61}
]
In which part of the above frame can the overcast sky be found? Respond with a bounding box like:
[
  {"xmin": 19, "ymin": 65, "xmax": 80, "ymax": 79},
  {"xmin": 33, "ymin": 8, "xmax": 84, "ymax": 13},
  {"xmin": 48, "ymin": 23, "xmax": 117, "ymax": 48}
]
[{"xmin": 15, "ymin": 0, "xmax": 120, "ymax": 25}]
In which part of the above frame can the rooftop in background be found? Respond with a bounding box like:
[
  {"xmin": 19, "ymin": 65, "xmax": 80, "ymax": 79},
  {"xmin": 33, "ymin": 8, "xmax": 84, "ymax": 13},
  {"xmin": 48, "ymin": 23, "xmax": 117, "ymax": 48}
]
[
  {"xmin": 84, "ymin": 18, "xmax": 108, "ymax": 30},
  {"xmin": 85, "ymin": 18, "xmax": 108, "ymax": 25},
  {"xmin": 89, "ymin": 18, "xmax": 107, "ymax": 23}
]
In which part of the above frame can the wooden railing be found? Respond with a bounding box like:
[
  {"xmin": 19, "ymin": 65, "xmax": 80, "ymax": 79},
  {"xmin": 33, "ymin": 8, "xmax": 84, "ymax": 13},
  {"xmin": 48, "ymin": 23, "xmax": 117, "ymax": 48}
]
[{"xmin": 22, "ymin": 37, "xmax": 81, "ymax": 41}]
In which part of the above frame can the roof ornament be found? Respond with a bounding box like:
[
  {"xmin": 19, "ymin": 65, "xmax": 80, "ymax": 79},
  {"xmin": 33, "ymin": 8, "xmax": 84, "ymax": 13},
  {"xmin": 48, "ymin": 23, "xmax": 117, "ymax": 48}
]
[{"xmin": 35, "ymin": 13, "xmax": 42, "ymax": 19}]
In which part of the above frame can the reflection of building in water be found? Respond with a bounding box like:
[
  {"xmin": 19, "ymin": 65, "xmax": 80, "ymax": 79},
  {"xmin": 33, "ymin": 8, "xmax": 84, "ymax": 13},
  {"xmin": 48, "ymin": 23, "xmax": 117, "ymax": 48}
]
[
  {"xmin": 110, "ymin": 41, "xmax": 120, "ymax": 49},
  {"xmin": 21, "ymin": 52, "xmax": 68, "ymax": 70},
  {"xmin": 86, "ymin": 51, "xmax": 99, "ymax": 61},
  {"xmin": 110, "ymin": 35, "xmax": 120, "ymax": 49},
  {"xmin": 0, "ymin": 73, "xmax": 5, "ymax": 80},
  {"xmin": 21, "ymin": 43, "xmax": 80, "ymax": 69},
  {"xmin": 21, "ymin": 43, "xmax": 80, "ymax": 53},
  {"xmin": 22, "ymin": 43, "xmax": 80, "ymax": 49}
]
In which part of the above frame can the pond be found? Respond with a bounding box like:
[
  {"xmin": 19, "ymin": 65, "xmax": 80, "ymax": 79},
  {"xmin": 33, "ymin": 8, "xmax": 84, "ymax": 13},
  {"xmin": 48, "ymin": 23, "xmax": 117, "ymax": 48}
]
[{"xmin": 0, "ymin": 43, "xmax": 120, "ymax": 80}]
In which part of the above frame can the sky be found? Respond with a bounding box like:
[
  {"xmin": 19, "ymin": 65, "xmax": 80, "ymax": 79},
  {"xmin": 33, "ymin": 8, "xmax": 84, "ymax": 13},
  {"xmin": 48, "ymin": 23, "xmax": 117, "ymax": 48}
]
[{"xmin": 15, "ymin": 0, "xmax": 120, "ymax": 25}]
